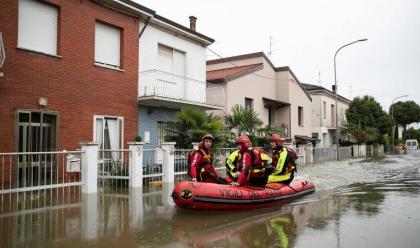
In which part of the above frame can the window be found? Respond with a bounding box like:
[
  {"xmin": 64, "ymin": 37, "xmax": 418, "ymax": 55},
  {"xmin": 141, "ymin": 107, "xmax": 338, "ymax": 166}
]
[
  {"xmin": 298, "ymin": 106, "xmax": 304, "ymax": 126},
  {"xmin": 94, "ymin": 116, "xmax": 123, "ymax": 152},
  {"xmin": 95, "ymin": 22, "xmax": 121, "ymax": 68},
  {"xmin": 18, "ymin": 0, "xmax": 58, "ymax": 55},
  {"xmin": 323, "ymin": 101, "xmax": 326, "ymax": 119},
  {"xmin": 157, "ymin": 122, "xmax": 170, "ymax": 146},
  {"xmin": 17, "ymin": 111, "xmax": 58, "ymax": 153},
  {"xmin": 268, "ymin": 105, "xmax": 272, "ymax": 124},
  {"xmin": 331, "ymin": 104, "xmax": 335, "ymax": 127},
  {"xmin": 245, "ymin": 98, "xmax": 254, "ymax": 111},
  {"xmin": 157, "ymin": 44, "xmax": 185, "ymax": 78}
]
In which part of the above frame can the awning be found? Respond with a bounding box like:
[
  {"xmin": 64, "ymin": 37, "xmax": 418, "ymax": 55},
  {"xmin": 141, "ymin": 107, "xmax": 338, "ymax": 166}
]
[
  {"xmin": 295, "ymin": 135, "xmax": 320, "ymax": 143},
  {"xmin": 262, "ymin": 97, "xmax": 289, "ymax": 108}
]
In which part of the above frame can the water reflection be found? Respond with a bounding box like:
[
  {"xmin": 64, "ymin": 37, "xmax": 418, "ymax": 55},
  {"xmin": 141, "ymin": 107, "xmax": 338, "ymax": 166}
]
[{"xmin": 1, "ymin": 152, "xmax": 420, "ymax": 247}]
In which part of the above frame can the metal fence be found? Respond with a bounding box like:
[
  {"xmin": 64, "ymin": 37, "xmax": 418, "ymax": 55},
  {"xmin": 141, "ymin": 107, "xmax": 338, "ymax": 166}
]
[
  {"xmin": 138, "ymin": 70, "xmax": 225, "ymax": 107},
  {"xmin": 142, "ymin": 148, "xmax": 163, "ymax": 189},
  {"xmin": 0, "ymin": 151, "xmax": 83, "ymax": 195},
  {"xmin": 172, "ymin": 148, "xmax": 236, "ymax": 182},
  {"xmin": 174, "ymin": 149, "xmax": 189, "ymax": 183},
  {"xmin": 97, "ymin": 149, "xmax": 130, "ymax": 191}
]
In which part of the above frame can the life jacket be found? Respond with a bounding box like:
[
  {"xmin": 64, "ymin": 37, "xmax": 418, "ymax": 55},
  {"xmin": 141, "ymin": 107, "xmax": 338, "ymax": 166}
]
[
  {"xmin": 272, "ymin": 146, "xmax": 297, "ymax": 174},
  {"xmin": 248, "ymin": 147, "xmax": 270, "ymax": 168},
  {"xmin": 244, "ymin": 148, "xmax": 270, "ymax": 178},
  {"xmin": 187, "ymin": 148, "xmax": 212, "ymax": 177}
]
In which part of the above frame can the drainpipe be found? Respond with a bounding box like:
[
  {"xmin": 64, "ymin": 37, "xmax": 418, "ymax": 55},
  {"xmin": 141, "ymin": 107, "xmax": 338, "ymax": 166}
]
[{"xmin": 139, "ymin": 17, "xmax": 151, "ymax": 39}]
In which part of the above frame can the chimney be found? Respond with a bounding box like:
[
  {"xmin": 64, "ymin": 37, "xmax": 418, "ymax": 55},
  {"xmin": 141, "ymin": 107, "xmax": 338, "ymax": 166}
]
[{"xmin": 189, "ymin": 16, "xmax": 197, "ymax": 31}]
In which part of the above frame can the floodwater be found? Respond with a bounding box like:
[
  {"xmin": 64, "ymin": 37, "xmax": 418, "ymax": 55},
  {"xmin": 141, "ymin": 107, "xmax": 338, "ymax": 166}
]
[{"xmin": 1, "ymin": 152, "xmax": 420, "ymax": 248}]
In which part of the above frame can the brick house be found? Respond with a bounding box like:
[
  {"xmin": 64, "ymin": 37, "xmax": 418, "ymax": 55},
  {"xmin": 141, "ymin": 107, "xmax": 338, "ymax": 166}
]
[{"xmin": 0, "ymin": 0, "xmax": 155, "ymax": 153}]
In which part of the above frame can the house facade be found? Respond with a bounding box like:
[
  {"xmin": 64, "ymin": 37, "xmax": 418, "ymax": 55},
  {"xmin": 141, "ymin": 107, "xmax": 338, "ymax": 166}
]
[
  {"xmin": 138, "ymin": 16, "xmax": 223, "ymax": 149},
  {"xmin": 0, "ymin": 0, "xmax": 155, "ymax": 153},
  {"xmin": 301, "ymin": 83, "xmax": 351, "ymax": 147},
  {"xmin": 206, "ymin": 52, "xmax": 312, "ymax": 143}
]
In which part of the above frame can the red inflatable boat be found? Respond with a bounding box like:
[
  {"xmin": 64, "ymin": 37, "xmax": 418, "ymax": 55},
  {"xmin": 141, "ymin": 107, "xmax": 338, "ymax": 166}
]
[{"xmin": 172, "ymin": 178, "xmax": 315, "ymax": 211}]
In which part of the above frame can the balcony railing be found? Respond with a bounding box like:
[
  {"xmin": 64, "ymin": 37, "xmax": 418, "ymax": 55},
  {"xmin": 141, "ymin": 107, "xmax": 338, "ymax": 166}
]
[{"xmin": 139, "ymin": 70, "xmax": 224, "ymax": 107}]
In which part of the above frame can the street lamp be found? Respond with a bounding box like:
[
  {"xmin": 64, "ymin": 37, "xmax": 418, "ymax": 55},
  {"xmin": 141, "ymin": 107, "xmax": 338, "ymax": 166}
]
[
  {"xmin": 390, "ymin": 94, "xmax": 408, "ymax": 151},
  {"xmin": 334, "ymin": 38, "xmax": 368, "ymax": 160}
]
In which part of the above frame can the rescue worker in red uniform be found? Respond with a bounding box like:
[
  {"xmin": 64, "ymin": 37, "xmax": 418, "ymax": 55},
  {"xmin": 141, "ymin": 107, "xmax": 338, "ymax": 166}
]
[
  {"xmin": 230, "ymin": 135, "xmax": 269, "ymax": 187},
  {"xmin": 268, "ymin": 133, "xmax": 296, "ymax": 184},
  {"xmin": 189, "ymin": 134, "xmax": 221, "ymax": 183}
]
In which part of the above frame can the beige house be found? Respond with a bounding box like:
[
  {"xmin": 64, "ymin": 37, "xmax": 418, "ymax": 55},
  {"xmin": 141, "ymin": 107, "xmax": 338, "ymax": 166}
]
[
  {"xmin": 301, "ymin": 83, "xmax": 351, "ymax": 147},
  {"xmin": 206, "ymin": 52, "xmax": 313, "ymax": 143}
]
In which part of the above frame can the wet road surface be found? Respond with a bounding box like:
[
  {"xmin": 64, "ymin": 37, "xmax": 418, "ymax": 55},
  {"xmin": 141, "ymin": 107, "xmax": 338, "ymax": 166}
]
[{"xmin": 1, "ymin": 151, "xmax": 420, "ymax": 247}]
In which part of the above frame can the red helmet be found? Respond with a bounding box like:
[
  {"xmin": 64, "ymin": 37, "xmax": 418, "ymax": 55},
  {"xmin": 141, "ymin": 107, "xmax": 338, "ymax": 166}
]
[
  {"xmin": 202, "ymin": 133, "xmax": 214, "ymax": 142},
  {"xmin": 269, "ymin": 133, "xmax": 282, "ymax": 145},
  {"xmin": 235, "ymin": 135, "xmax": 252, "ymax": 148}
]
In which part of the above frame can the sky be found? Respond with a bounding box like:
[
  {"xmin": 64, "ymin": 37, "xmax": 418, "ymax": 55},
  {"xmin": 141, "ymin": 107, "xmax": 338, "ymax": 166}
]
[{"xmin": 137, "ymin": 0, "xmax": 420, "ymax": 113}]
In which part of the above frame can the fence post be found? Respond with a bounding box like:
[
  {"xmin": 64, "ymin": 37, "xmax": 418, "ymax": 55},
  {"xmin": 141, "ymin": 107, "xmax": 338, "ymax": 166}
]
[
  {"xmin": 80, "ymin": 142, "xmax": 98, "ymax": 194},
  {"xmin": 128, "ymin": 142, "xmax": 144, "ymax": 188},
  {"xmin": 162, "ymin": 142, "xmax": 176, "ymax": 184}
]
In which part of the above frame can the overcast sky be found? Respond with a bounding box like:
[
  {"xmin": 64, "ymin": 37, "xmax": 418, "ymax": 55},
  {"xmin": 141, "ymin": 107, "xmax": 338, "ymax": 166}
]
[{"xmin": 138, "ymin": 0, "xmax": 420, "ymax": 113}]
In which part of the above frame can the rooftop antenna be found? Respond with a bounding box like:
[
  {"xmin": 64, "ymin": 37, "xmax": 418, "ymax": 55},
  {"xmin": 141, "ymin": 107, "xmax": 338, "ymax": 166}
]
[
  {"xmin": 317, "ymin": 71, "xmax": 322, "ymax": 86},
  {"xmin": 268, "ymin": 36, "xmax": 273, "ymax": 61}
]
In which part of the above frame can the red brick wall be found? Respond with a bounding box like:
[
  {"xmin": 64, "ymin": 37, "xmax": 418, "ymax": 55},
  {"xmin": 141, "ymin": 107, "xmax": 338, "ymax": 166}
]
[{"xmin": 0, "ymin": 0, "xmax": 139, "ymax": 152}]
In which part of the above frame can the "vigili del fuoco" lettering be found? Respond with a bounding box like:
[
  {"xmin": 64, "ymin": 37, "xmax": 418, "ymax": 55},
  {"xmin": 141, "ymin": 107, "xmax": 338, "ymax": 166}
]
[{"xmin": 219, "ymin": 189, "xmax": 244, "ymax": 198}]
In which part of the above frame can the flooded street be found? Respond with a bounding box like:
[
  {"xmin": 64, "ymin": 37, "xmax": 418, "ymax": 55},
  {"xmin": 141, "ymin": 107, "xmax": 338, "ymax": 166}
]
[{"xmin": 1, "ymin": 152, "xmax": 420, "ymax": 248}]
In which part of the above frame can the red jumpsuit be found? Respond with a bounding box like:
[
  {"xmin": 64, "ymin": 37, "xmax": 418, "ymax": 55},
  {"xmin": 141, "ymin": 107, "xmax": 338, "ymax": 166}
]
[
  {"xmin": 236, "ymin": 150, "xmax": 253, "ymax": 186},
  {"xmin": 189, "ymin": 146, "xmax": 219, "ymax": 183}
]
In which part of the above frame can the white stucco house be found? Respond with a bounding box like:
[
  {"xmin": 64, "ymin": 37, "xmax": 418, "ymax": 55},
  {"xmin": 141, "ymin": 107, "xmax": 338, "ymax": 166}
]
[
  {"xmin": 301, "ymin": 83, "xmax": 351, "ymax": 147},
  {"xmin": 138, "ymin": 14, "xmax": 224, "ymax": 149},
  {"xmin": 206, "ymin": 52, "xmax": 313, "ymax": 144}
]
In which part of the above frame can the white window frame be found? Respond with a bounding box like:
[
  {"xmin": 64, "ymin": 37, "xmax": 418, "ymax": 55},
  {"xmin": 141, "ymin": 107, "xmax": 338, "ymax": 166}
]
[{"xmin": 93, "ymin": 115, "xmax": 124, "ymax": 150}]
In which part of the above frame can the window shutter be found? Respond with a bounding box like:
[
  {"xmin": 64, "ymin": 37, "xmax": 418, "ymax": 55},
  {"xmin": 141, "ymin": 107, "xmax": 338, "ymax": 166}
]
[
  {"xmin": 157, "ymin": 44, "xmax": 173, "ymax": 73},
  {"xmin": 95, "ymin": 22, "xmax": 121, "ymax": 67},
  {"xmin": 18, "ymin": 0, "xmax": 58, "ymax": 55},
  {"xmin": 173, "ymin": 50, "xmax": 185, "ymax": 77}
]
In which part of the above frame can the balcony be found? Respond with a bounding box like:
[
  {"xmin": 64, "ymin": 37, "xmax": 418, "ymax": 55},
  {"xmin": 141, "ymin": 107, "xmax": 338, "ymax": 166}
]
[{"xmin": 138, "ymin": 70, "xmax": 224, "ymax": 110}]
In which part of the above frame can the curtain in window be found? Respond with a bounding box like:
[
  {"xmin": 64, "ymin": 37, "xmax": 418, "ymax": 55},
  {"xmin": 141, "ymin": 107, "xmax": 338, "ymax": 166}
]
[{"xmin": 107, "ymin": 118, "xmax": 119, "ymax": 160}]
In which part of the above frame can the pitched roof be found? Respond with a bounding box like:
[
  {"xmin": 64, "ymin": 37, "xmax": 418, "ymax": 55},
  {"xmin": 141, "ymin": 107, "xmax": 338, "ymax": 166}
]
[
  {"xmin": 206, "ymin": 52, "xmax": 312, "ymax": 101},
  {"xmin": 101, "ymin": 0, "xmax": 214, "ymax": 44},
  {"xmin": 301, "ymin": 83, "xmax": 351, "ymax": 103},
  {"xmin": 206, "ymin": 63, "xmax": 263, "ymax": 83}
]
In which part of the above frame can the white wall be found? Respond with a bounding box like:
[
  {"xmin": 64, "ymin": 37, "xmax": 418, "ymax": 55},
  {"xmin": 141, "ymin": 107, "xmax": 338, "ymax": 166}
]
[
  {"xmin": 139, "ymin": 22, "xmax": 208, "ymax": 103},
  {"xmin": 309, "ymin": 92, "xmax": 350, "ymax": 147}
]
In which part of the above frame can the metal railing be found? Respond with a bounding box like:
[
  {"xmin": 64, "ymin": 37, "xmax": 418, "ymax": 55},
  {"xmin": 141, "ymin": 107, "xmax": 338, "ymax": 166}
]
[
  {"xmin": 174, "ymin": 149, "xmax": 189, "ymax": 183},
  {"xmin": 97, "ymin": 149, "xmax": 130, "ymax": 190},
  {"xmin": 142, "ymin": 148, "xmax": 163, "ymax": 189},
  {"xmin": 0, "ymin": 151, "xmax": 83, "ymax": 194},
  {"xmin": 138, "ymin": 70, "xmax": 224, "ymax": 107},
  {"xmin": 172, "ymin": 148, "xmax": 236, "ymax": 182}
]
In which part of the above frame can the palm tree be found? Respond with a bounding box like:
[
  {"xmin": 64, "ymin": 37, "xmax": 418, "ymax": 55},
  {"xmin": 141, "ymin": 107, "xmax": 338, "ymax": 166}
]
[
  {"xmin": 225, "ymin": 105, "xmax": 263, "ymax": 135},
  {"xmin": 165, "ymin": 107, "xmax": 227, "ymax": 148}
]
